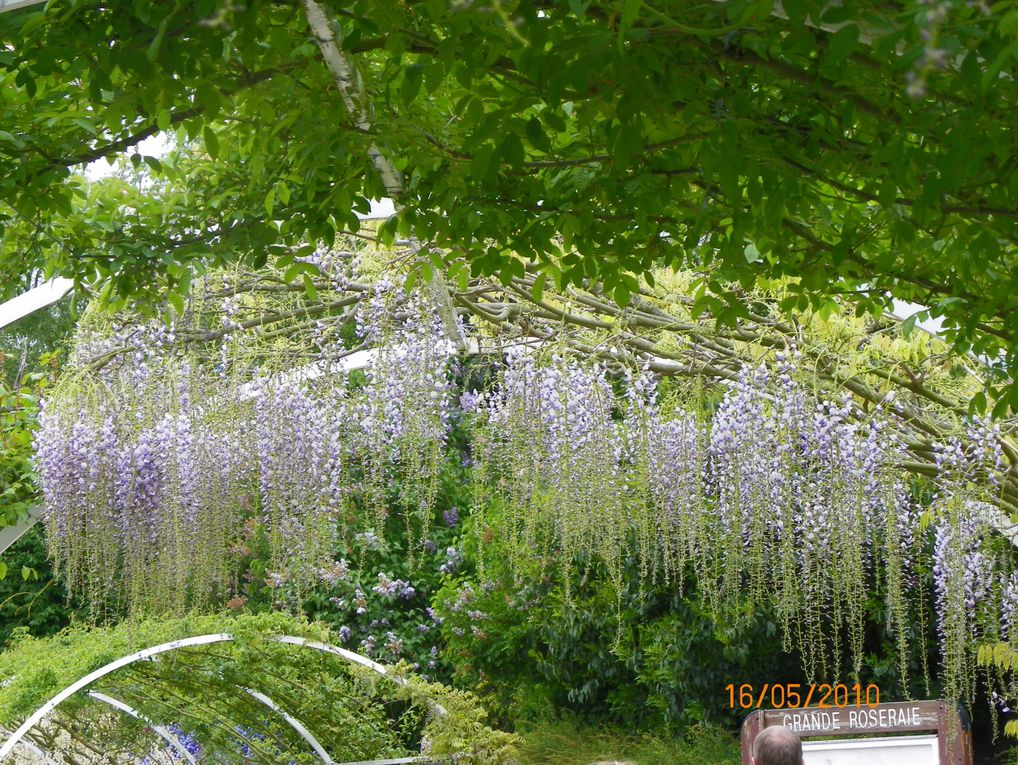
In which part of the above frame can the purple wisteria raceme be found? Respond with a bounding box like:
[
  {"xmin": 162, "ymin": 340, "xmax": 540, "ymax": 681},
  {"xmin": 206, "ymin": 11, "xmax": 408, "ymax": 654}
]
[
  {"xmin": 700, "ymin": 352, "xmax": 901, "ymax": 677},
  {"xmin": 475, "ymin": 349, "xmax": 627, "ymax": 597},
  {"xmin": 354, "ymin": 282, "xmax": 457, "ymax": 545},
  {"xmin": 931, "ymin": 501, "xmax": 1004, "ymax": 704}
]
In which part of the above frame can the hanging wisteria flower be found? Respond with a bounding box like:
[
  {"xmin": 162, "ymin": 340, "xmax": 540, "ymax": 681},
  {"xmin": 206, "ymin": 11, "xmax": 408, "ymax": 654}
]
[
  {"xmin": 33, "ymin": 263, "xmax": 1017, "ymax": 708},
  {"xmin": 354, "ymin": 282, "xmax": 457, "ymax": 536}
]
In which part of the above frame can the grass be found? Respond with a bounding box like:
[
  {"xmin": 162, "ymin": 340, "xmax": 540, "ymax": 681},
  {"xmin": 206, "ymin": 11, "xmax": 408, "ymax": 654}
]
[{"xmin": 516, "ymin": 718, "xmax": 741, "ymax": 765}]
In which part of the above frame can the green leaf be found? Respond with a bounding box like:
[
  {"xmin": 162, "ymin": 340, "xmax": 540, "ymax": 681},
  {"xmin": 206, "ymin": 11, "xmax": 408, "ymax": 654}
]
[
  {"xmin": 167, "ymin": 291, "xmax": 185, "ymax": 316},
  {"xmin": 302, "ymin": 272, "xmax": 318, "ymax": 301},
  {"xmin": 275, "ymin": 182, "xmax": 291, "ymax": 205},
  {"xmin": 525, "ymin": 117, "xmax": 550, "ymax": 152},
  {"xmin": 782, "ymin": 0, "xmax": 807, "ymax": 25},
  {"xmin": 743, "ymin": 243, "xmax": 761, "ymax": 264},
  {"xmin": 204, "ymin": 126, "xmax": 219, "ymax": 159},
  {"xmin": 400, "ymin": 64, "xmax": 424, "ymax": 104},
  {"xmin": 531, "ymin": 273, "xmax": 547, "ymax": 303},
  {"xmin": 0, "ymin": 562, "xmax": 6, "ymax": 579},
  {"xmin": 817, "ymin": 299, "xmax": 838, "ymax": 322},
  {"xmin": 282, "ymin": 261, "xmax": 317, "ymax": 283},
  {"xmin": 0, "ymin": 131, "xmax": 24, "ymax": 148},
  {"xmin": 614, "ymin": 283, "xmax": 631, "ymax": 306},
  {"xmin": 619, "ymin": 0, "xmax": 642, "ymax": 48},
  {"xmin": 825, "ymin": 24, "xmax": 859, "ymax": 66},
  {"xmin": 992, "ymin": 393, "xmax": 1012, "ymax": 419},
  {"xmin": 500, "ymin": 134, "xmax": 525, "ymax": 169},
  {"xmin": 264, "ymin": 187, "xmax": 276, "ymax": 219},
  {"xmin": 195, "ymin": 81, "xmax": 223, "ymax": 118},
  {"xmin": 878, "ymin": 177, "xmax": 897, "ymax": 208},
  {"xmin": 968, "ymin": 390, "xmax": 987, "ymax": 415},
  {"xmin": 901, "ymin": 314, "xmax": 917, "ymax": 338},
  {"xmin": 982, "ymin": 41, "xmax": 1018, "ymax": 91},
  {"xmin": 470, "ymin": 143, "xmax": 496, "ymax": 182},
  {"xmin": 1000, "ymin": 9, "xmax": 1018, "ymax": 37},
  {"xmin": 819, "ymin": 6, "xmax": 857, "ymax": 24}
]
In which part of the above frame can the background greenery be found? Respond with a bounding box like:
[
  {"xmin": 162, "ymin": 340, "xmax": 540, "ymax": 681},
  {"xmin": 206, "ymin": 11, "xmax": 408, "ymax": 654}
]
[{"xmin": 1, "ymin": 0, "xmax": 1017, "ymax": 408}]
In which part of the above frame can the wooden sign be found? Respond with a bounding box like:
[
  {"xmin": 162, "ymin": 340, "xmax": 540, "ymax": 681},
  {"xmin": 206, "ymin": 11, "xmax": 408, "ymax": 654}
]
[{"xmin": 741, "ymin": 700, "xmax": 972, "ymax": 765}]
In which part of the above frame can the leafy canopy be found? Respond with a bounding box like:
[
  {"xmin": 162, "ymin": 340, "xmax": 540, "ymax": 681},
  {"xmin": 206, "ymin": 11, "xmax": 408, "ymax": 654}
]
[{"xmin": 1, "ymin": 0, "xmax": 1017, "ymax": 406}]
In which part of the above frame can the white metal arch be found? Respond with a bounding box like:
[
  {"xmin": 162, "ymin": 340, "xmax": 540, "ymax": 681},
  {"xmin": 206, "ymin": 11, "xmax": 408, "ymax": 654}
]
[
  {"xmin": 243, "ymin": 687, "xmax": 334, "ymax": 765},
  {"xmin": 86, "ymin": 691, "xmax": 198, "ymax": 765},
  {"xmin": 0, "ymin": 633, "xmax": 436, "ymax": 763},
  {"xmin": 6, "ymin": 677, "xmax": 333, "ymax": 765}
]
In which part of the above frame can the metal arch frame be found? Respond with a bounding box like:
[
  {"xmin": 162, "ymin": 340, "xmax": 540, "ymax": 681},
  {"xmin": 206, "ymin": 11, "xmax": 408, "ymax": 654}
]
[
  {"xmin": 0, "ymin": 633, "xmax": 439, "ymax": 764},
  {"xmin": 86, "ymin": 691, "xmax": 198, "ymax": 765},
  {"xmin": 242, "ymin": 688, "xmax": 334, "ymax": 765},
  {"xmin": 93, "ymin": 686, "xmax": 331, "ymax": 765}
]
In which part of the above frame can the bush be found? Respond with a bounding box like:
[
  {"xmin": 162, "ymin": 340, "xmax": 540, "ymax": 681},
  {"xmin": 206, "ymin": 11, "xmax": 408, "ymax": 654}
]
[
  {"xmin": 436, "ymin": 519, "xmax": 944, "ymax": 732},
  {"xmin": 0, "ymin": 526, "xmax": 82, "ymax": 646}
]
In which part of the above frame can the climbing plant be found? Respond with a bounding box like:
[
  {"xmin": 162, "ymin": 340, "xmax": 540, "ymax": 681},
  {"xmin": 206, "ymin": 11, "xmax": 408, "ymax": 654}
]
[
  {"xmin": 31, "ymin": 250, "xmax": 1018, "ymax": 712},
  {"xmin": 0, "ymin": 612, "xmax": 519, "ymax": 765}
]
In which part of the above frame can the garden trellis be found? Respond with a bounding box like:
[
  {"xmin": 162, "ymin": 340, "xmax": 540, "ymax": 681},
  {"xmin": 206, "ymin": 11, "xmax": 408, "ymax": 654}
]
[
  {"xmin": 25, "ymin": 243, "xmax": 1018, "ymax": 712},
  {"xmin": 0, "ymin": 633, "xmax": 405, "ymax": 764},
  {"xmin": 0, "ymin": 614, "xmax": 518, "ymax": 765}
]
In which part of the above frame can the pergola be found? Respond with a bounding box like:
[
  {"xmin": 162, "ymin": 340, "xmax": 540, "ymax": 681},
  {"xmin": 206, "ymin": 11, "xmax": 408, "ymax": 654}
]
[{"xmin": 0, "ymin": 627, "xmax": 452, "ymax": 765}]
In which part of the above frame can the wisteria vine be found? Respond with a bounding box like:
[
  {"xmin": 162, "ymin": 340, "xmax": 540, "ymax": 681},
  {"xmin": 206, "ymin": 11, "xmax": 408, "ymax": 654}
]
[
  {"xmin": 465, "ymin": 347, "xmax": 1015, "ymax": 700},
  {"xmin": 33, "ymin": 265, "xmax": 1017, "ymax": 705},
  {"xmin": 36, "ymin": 274, "xmax": 457, "ymax": 615}
]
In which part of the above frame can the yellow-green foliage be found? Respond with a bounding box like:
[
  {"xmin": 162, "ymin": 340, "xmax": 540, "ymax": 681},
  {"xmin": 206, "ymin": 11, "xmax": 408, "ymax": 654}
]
[
  {"xmin": 0, "ymin": 612, "xmax": 518, "ymax": 762},
  {"xmin": 977, "ymin": 641, "xmax": 1018, "ymax": 738}
]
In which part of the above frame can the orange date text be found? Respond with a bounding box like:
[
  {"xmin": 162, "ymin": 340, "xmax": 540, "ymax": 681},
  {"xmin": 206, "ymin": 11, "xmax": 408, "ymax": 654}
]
[{"xmin": 724, "ymin": 683, "xmax": 880, "ymax": 709}]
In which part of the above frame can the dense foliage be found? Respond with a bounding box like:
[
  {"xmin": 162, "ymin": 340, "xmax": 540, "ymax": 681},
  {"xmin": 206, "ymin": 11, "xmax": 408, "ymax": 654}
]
[
  {"xmin": 0, "ymin": 527, "xmax": 80, "ymax": 644},
  {"xmin": 1, "ymin": 1, "xmax": 1017, "ymax": 406},
  {"xmin": 0, "ymin": 612, "xmax": 519, "ymax": 765},
  {"xmin": 0, "ymin": 350, "xmax": 55, "ymax": 538},
  {"xmin": 436, "ymin": 546, "xmax": 811, "ymax": 730},
  {"xmin": 0, "ymin": 371, "xmax": 38, "ymax": 535}
]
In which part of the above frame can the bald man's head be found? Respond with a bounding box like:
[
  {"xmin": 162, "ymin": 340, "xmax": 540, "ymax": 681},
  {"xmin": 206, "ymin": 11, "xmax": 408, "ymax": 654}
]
[{"xmin": 752, "ymin": 726, "xmax": 803, "ymax": 765}]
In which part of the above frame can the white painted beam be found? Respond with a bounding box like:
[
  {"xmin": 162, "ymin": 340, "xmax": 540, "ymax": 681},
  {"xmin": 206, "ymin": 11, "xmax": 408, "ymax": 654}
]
[
  {"xmin": 0, "ymin": 0, "xmax": 47, "ymax": 13},
  {"xmin": 0, "ymin": 279, "xmax": 73, "ymax": 332},
  {"xmin": 87, "ymin": 692, "xmax": 198, "ymax": 765},
  {"xmin": 0, "ymin": 505, "xmax": 43, "ymax": 556}
]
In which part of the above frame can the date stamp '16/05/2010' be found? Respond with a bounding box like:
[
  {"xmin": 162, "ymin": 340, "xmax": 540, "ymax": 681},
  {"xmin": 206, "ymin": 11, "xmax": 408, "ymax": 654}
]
[{"xmin": 725, "ymin": 683, "xmax": 880, "ymax": 710}]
